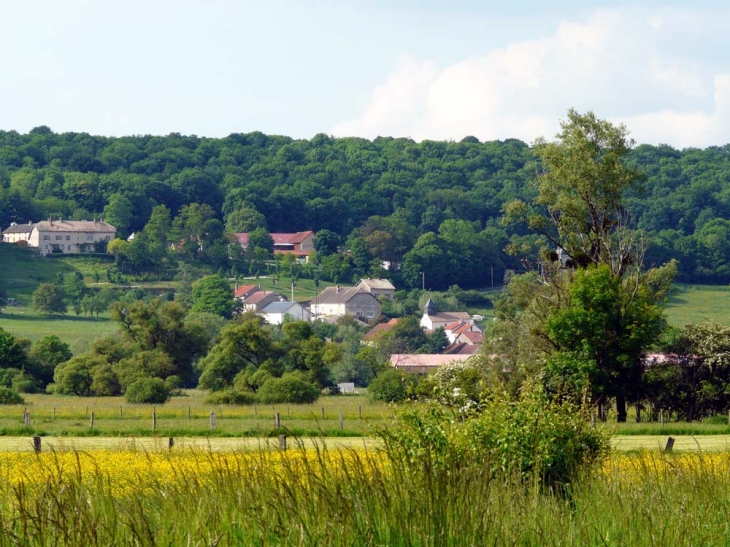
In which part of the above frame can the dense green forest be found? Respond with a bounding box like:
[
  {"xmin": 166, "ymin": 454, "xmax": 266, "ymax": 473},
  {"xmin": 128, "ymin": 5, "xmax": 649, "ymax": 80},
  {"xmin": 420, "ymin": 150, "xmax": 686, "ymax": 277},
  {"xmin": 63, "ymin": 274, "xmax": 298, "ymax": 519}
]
[{"xmin": 1, "ymin": 126, "xmax": 729, "ymax": 286}]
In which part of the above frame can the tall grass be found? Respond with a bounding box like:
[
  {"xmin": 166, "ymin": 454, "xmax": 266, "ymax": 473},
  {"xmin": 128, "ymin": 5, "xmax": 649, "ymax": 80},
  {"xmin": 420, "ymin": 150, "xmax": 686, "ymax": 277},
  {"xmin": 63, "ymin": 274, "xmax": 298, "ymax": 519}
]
[{"xmin": 1, "ymin": 444, "xmax": 730, "ymax": 545}]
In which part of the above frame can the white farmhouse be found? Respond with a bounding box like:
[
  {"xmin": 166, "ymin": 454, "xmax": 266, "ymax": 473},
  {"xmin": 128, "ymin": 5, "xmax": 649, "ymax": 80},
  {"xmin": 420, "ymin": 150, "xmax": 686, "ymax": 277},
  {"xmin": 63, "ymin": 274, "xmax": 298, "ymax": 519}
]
[
  {"xmin": 310, "ymin": 286, "xmax": 381, "ymax": 320},
  {"xmin": 28, "ymin": 220, "xmax": 116, "ymax": 255}
]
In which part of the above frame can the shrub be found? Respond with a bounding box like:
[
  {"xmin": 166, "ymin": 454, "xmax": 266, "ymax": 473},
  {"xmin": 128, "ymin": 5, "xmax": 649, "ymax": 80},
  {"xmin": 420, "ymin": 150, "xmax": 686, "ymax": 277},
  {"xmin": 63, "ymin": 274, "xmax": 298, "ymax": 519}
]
[
  {"xmin": 257, "ymin": 374, "xmax": 320, "ymax": 404},
  {"xmin": 124, "ymin": 378, "xmax": 171, "ymax": 404},
  {"xmin": 0, "ymin": 386, "xmax": 24, "ymax": 405},
  {"xmin": 368, "ymin": 369, "xmax": 413, "ymax": 403},
  {"xmin": 384, "ymin": 382, "xmax": 608, "ymax": 491},
  {"xmin": 205, "ymin": 389, "xmax": 256, "ymax": 405}
]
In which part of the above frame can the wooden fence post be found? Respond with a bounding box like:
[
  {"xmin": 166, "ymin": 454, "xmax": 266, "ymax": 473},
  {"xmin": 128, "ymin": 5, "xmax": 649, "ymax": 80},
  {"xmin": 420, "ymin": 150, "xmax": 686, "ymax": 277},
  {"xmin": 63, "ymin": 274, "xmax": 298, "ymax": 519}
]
[
  {"xmin": 90, "ymin": 412, "xmax": 94, "ymax": 429},
  {"xmin": 339, "ymin": 412, "xmax": 344, "ymax": 431},
  {"xmin": 664, "ymin": 436, "xmax": 675, "ymax": 452},
  {"xmin": 279, "ymin": 434, "xmax": 287, "ymax": 451},
  {"xmin": 660, "ymin": 409, "xmax": 665, "ymax": 426},
  {"xmin": 321, "ymin": 407, "xmax": 325, "ymax": 419},
  {"xmin": 24, "ymin": 412, "xmax": 30, "ymax": 428},
  {"xmin": 358, "ymin": 405, "xmax": 362, "ymax": 419},
  {"xmin": 120, "ymin": 406, "xmax": 123, "ymax": 419},
  {"xmin": 32, "ymin": 436, "xmax": 41, "ymax": 454},
  {"xmin": 275, "ymin": 412, "xmax": 281, "ymax": 429},
  {"xmin": 210, "ymin": 411, "xmax": 217, "ymax": 430},
  {"xmin": 52, "ymin": 407, "xmax": 56, "ymax": 420},
  {"xmin": 152, "ymin": 407, "xmax": 157, "ymax": 431},
  {"xmin": 168, "ymin": 437, "xmax": 174, "ymax": 450}
]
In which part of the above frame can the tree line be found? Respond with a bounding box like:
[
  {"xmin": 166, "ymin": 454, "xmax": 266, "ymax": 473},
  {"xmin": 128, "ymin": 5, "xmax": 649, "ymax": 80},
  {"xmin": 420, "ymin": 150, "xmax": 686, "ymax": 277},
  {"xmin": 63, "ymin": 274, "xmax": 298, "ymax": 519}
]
[{"xmin": 1, "ymin": 125, "xmax": 730, "ymax": 286}]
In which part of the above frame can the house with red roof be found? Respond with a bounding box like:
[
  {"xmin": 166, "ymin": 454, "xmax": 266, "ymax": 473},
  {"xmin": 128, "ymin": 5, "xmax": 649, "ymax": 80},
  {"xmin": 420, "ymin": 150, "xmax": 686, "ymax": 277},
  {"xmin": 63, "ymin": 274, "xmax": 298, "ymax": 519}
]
[
  {"xmin": 234, "ymin": 284, "xmax": 259, "ymax": 300},
  {"xmin": 390, "ymin": 353, "xmax": 474, "ymax": 374},
  {"xmin": 444, "ymin": 320, "xmax": 482, "ymax": 344},
  {"xmin": 361, "ymin": 318, "xmax": 400, "ymax": 345},
  {"xmin": 235, "ymin": 231, "xmax": 315, "ymax": 261}
]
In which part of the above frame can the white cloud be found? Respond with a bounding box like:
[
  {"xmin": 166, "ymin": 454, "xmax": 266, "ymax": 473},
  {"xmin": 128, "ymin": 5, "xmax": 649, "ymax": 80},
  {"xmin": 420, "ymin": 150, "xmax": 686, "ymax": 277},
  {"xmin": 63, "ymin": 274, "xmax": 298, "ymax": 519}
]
[{"xmin": 331, "ymin": 7, "xmax": 730, "ymax": 148}]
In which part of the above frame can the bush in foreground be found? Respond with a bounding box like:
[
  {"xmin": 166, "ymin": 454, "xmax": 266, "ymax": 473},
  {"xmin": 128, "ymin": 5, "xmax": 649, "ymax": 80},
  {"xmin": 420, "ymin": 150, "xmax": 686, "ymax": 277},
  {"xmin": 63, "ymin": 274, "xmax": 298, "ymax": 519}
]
[{"xmin": 124, "ymin": 378, "xmax": 171, "ymax": 404}]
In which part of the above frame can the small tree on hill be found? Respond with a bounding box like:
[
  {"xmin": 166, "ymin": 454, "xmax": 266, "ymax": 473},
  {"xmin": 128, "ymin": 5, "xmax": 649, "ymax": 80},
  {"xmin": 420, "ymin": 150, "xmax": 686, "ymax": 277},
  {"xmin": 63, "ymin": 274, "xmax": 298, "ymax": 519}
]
[{"xmin": 31, "ymin": 283, "xmax": 66, "ymax": 315}]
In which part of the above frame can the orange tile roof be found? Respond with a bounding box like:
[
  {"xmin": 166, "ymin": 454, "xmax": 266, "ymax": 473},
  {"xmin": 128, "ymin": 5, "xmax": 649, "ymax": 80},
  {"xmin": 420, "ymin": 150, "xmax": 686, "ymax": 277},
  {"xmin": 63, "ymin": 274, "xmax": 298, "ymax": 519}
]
[{"xmin": 234, "ymin": 284, "xmax": 258, "ymax": 298}]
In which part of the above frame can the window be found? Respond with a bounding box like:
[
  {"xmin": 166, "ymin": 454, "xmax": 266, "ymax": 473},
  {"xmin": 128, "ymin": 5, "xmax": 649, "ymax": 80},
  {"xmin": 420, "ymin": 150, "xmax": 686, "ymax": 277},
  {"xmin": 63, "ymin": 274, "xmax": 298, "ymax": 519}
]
[
  {"xmin": 67, "ymin": 245, "xmax": 71, "ymax": 251},
  {"xmin": 44, "ymin": 244, "xmax": 48, "ymax": 249},
  {"xmin": 55, "ymin": 235, "xmax": 62, "ymax": 241},
  {"xmin": 66, "ymin": 235, "xmax": 70, "ymax": 241},
  {"xmin": 43, "ymin": 235, "xmax": 50, "ymax": 241},
  {"xmin": 86, "ymin": 235, "xmax": 94, "ymax": 242}
]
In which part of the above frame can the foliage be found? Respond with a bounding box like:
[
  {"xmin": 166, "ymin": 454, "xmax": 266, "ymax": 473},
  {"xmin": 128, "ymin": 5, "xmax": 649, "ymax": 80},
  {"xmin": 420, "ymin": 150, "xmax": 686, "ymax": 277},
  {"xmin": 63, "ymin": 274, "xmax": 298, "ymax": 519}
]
[
  {"xmin": 124, "ymin": 377, "xmax": 171, "ymax": 404},
  {"xmin": 190, "ymin": 274, "xmax": 234, "ymax": 318},
  {"xmin": 27, "ymin": 335, "xmax": 72, "ymax": 387},
  {"xmin": 644, "ymin": 321, "xmax": 730, "ymax": 420},
  {"xmin": 384, "ymin": 383, "xmax": 608, "ymax": 490},
  {"xmin": 31, "ymin": 283, "xmax": 66, "ymax": 315},
  {"xmin": 204, "ymin": 388, "xmax": 256, "ymax": 405},
  {"xmin": 367, "ymin": 369, "xmax": 413, "ymax": 403},
  {"xmin": 0, "ymin": 386, "xmax": 24, "ymax": 405},
  {"xmin": 256, "ymin": 373, "xmax": 321, "ymax": 404}
]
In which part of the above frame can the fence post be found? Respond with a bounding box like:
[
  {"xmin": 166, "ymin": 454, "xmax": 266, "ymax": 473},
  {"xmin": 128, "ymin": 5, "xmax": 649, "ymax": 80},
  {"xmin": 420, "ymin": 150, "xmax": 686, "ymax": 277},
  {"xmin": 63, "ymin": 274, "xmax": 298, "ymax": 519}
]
[
  {"xmin": 359, "ymin": 405, "xmax": 362, "ymax": 419},
  {"xmin": 279, "ymin": 434, "xmax": 287, "ymax": 451},
  {"xmin": 664, "ymin": 436, "xmax": 675, "ymax": 452},
  {"xmin": 660, "ymin": 409, "xmax": 665, "ymax": 425},
  {"xmin": 339, "ymin": 412, "xmax": 344, "ymax": 431},
  {"xmin": 152, "ymin": 407, "xmax": 157, "ymax": 431},
  {"xmin": 210, "ymin": 411, "xmax": 217, "ymax": 430},
  {"xmin": 90, "ymin": 412, "xmax": 94, "ymax": 429},
  {"xmin": 321, "ymin": 407, "xmax": 325, "ymax": 419},
  {"xmin": 188, "ymin": 406, "xmax": 191, "ymax": 419},
  {"xmin": 275, "ymin": 412, "xmax": 281, "ymax": 429},
  {"xmin": 287, "ymin": 406, "xmax": 290, "ymax": 419},
  {"xmin": 32, "ymin": 436, "xmax": 41, "ymax": 454},
  {"xmin": 168, "ymin": 437, "xmax": 174, "ymax": 450},
  {"xmin": 53, "ymin": 407, "xmax": 56, "ymax": 420},
  {"xmin": 24, "ymin": 412, "xmax": 30, "ymax": 428},
  {"xmin": 120, "ymin": 406, "xmax": 123, "ymax": 419}
]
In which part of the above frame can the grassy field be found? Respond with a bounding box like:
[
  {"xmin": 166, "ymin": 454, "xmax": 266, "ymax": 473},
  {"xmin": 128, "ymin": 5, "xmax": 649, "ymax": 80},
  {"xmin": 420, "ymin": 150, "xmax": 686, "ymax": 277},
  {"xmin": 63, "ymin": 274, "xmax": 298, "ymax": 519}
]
[
  {"xmin": 0, "ymin": 392, "xmax": 395, "ymax": 438},
  {"xmin": 0, "ymin": 307, "xmax": 117, "ymax": 353},
  {"xmin": 238, "ymin": 275, "xmax": 335, "ymax": 302},
  {"xmin": 665, "ymin": 282, "xmax": 730, "ymax": 326}
]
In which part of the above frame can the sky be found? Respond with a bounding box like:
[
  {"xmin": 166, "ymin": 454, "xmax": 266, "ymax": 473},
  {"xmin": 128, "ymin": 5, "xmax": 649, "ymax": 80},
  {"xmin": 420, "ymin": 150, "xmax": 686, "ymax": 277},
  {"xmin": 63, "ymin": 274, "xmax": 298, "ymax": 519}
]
[{"xmin": 1, "ymin": 0, "xmax": 730, "ymax": 148}]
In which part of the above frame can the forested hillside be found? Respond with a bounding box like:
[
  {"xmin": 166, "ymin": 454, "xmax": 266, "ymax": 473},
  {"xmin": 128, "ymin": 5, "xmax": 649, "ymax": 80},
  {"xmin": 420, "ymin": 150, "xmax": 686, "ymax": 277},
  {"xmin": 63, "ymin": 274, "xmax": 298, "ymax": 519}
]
[{"xmin": 0, "ymin": 126, "xmax": 729, "ymax": 286}]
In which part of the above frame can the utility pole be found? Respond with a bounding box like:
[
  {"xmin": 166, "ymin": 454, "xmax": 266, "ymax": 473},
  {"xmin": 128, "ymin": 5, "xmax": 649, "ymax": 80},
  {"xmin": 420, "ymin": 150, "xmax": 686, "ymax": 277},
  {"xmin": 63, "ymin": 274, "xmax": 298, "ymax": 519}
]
[{"xmin": 420, "ymin": 271, "xmax": 425, "ymax": 291}]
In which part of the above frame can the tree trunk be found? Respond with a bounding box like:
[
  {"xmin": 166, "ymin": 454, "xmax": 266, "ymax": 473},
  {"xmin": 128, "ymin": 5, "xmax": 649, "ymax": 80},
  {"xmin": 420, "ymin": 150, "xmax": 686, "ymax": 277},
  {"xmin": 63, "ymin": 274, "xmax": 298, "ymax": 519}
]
[{"xmin": 616, "ymin": 395, "xmax": 627, "ymax": 423}]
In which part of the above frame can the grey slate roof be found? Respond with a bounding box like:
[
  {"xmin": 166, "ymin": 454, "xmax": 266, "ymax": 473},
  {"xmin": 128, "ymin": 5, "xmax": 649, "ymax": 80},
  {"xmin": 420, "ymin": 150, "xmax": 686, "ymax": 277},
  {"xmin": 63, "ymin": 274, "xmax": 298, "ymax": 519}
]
[
  {"xmin": 34, "ymin": 220, "xmax": 116, "ymax": 233},
  {"xmin": 261, "ymin": 301, "xmax": 297, "ymax": 314},
  {"xmin": 314, "ymin": 286, "xmax": 377, "ymax": 304},
  {"xmin": 2, "ymin": 223, "xmax": 34, "ymax": 234},
  {"xmin": 359, "ymin": 278, "xmax": 395, "ymax": 290}
]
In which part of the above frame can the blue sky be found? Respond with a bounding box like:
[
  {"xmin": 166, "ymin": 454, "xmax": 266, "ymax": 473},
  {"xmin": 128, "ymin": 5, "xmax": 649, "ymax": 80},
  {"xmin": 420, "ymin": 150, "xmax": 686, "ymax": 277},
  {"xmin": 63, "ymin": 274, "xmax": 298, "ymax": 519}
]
[{"xmin": 1, "ymin": 1, "xmax": 729, "ymax": 147}]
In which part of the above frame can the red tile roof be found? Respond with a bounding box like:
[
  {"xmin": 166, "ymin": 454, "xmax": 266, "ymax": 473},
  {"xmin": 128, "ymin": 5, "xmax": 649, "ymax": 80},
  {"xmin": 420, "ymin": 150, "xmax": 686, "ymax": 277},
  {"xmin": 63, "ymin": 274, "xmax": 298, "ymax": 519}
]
[
  {"xmin": 234, "ymin": 284, "xmax": 258, "ymax": 299},
  {"xmin": 362, "ymin": 318, "xmax": 399, "ymax": 341}
]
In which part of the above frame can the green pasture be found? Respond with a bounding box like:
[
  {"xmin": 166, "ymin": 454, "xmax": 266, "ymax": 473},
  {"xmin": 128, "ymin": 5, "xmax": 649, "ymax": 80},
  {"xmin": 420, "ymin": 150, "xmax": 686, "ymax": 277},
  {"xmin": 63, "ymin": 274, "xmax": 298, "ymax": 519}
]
[
  {"xmin": 665, "ymin": 282, "xmax": 730, "ymax": 327},
  {"xmin": 0, "ymin": 392, "xmax": 395, "ymax": 438},
  {"xmin": 0, "ymin": 307, "xmax": 117, "ymax": 353},
  {"xmin": 238, "ymin": 275, "xmax": 335, "ymax": 302}
]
